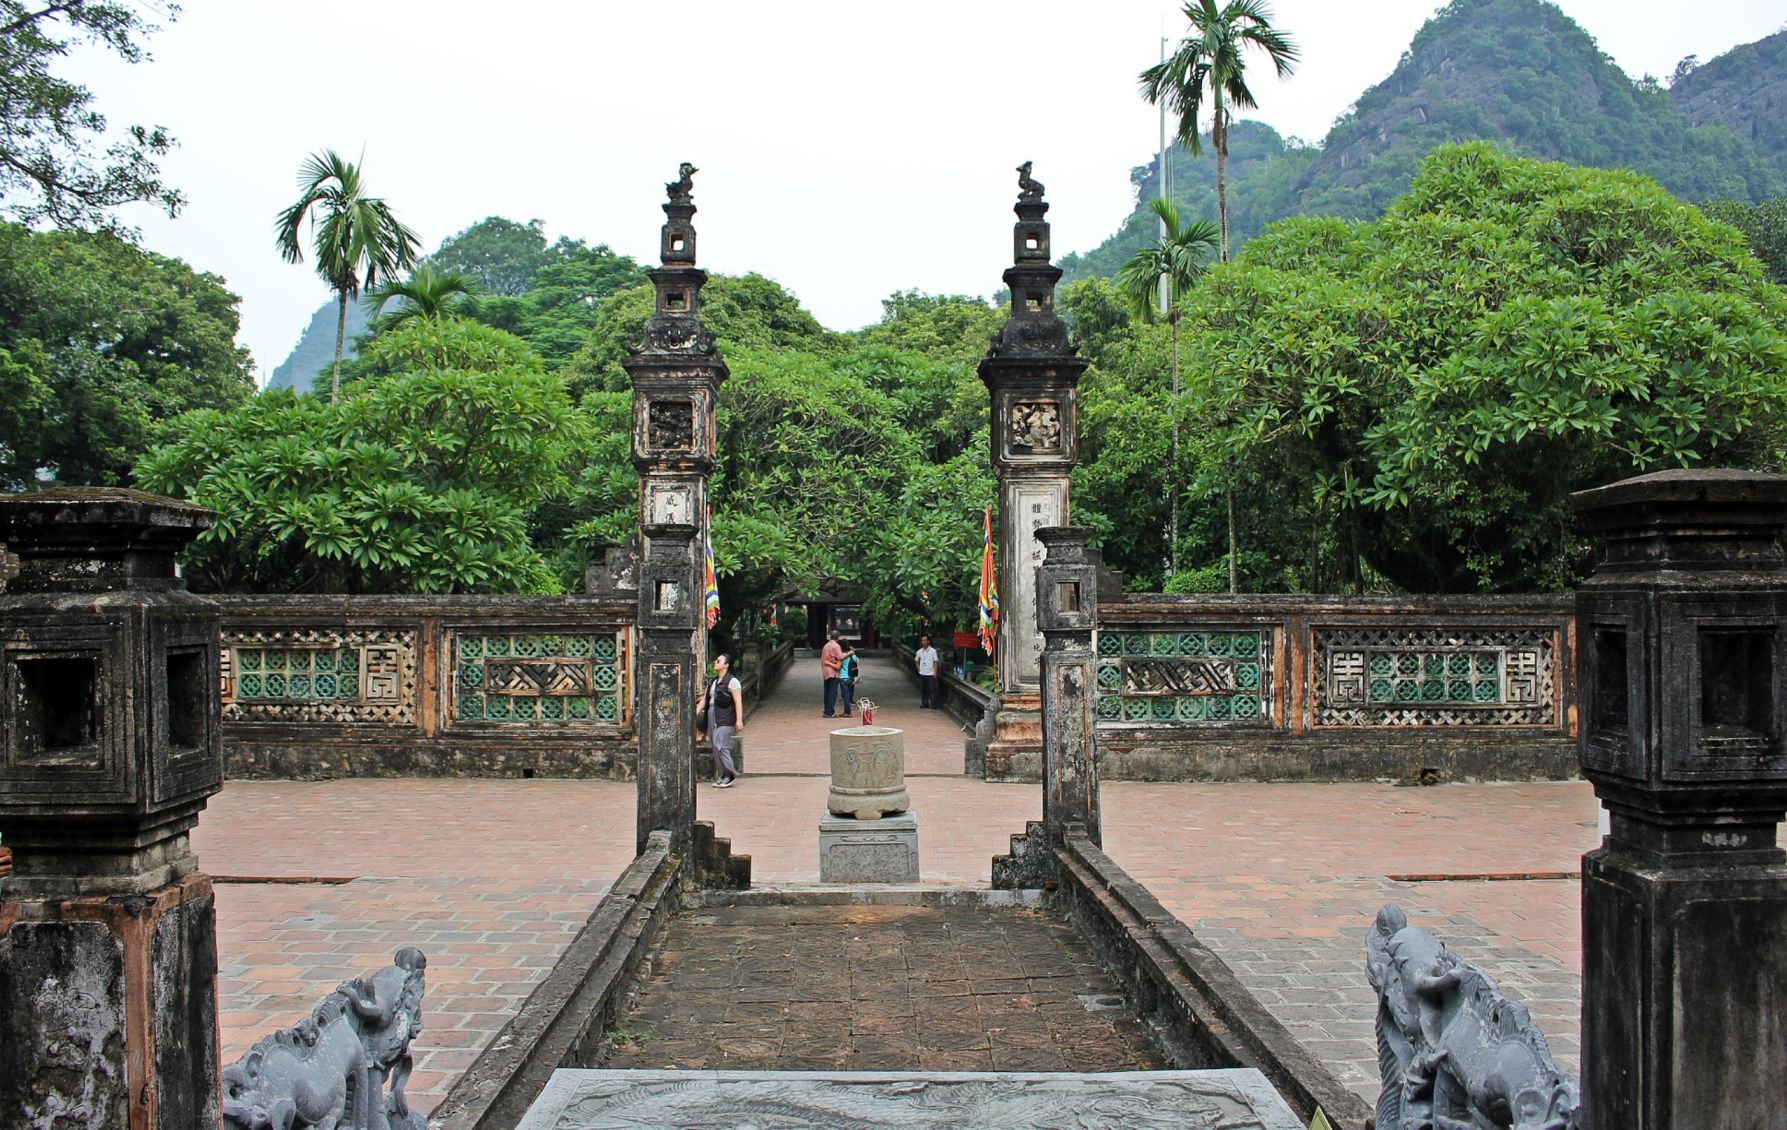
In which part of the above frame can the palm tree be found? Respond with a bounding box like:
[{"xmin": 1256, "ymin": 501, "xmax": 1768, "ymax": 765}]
[
  {"xmin": 275, "ymin": 150, "xmax": 419, "ymax": 399},
  {"xmin": 365, "ymin": 265, "xmax": 480, "ymax": 331},
  {"xmin": 1116, "ymin": 198, "xmax": 1219, "ymax": 582},
  {"xmin": 1140, "ymin": 0, "xmax": 1298, "ymax": 263}
]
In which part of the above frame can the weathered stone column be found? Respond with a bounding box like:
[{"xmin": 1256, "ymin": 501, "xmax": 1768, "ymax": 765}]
[
  {"xmin": 1573, "ymin": 468, "xmax": 1787, "ymax": 1127},
  {"xmin": 0, "ymin": 487, "xmax": 224, "ymax": 1129},
  {"xmin": 624, "ymin": 164, "xmax": 727, "ymax": 856},
  {"xmin": 978, "ymin": 163, "xmax": 1087, "ymax": 781},
  {"xmin": 1036, "ymin": 526, "xmax": 1100, "ymax": 846}
]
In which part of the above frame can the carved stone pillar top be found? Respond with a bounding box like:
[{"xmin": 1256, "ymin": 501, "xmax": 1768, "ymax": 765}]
[
  {"xmin": 1573, "ymin": 468, "xmax": 1787, "ymax": 864},
  {"xmin": 0, "ymin": 487, "xmax": 222, "ymax": 897},
  {"xmin": 1573, "ymin": 467, "xmax": 1787, "ymax": 578},
  {"xmin": 1036, "ymin": 526, "xmax": 1098, "ymax": 637},
  {"xmin": 0, "ymin": 486, "xmax": 213, "ymax": 593}
]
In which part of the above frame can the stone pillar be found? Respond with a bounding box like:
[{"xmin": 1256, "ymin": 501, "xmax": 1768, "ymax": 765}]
[
  {"xmin": 0, "ymin": 487, "xmax": 224, "ymax": 1129},
  {"xmin": 624, "ymin": 164, "xmax": 727, "ymax": 856},
  {"xmin": 1036, "ymin": 526, "xmax": 1100, "ymax": 846},
  {"xmin": 977, "ymin": 163, "xmax": 1087, "ymax": 780},
  {"xmin": 1573, "ymin": 468, "xmax": 1787, "ymax": 1128}
]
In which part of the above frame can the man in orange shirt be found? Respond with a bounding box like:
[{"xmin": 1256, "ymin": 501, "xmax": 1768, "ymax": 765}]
[{"xmin": 821, "ymin": 631, "xmax": 845, "ymax": 718}]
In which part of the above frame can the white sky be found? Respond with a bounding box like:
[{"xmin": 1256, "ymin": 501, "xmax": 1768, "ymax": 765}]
[{"xmin": 62, "ymin": 0, "xmax": 1787, "ymax": 382}]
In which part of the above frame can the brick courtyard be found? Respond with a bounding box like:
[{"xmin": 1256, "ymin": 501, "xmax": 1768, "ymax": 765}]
[{"xmin": 196, "ymin": 654, "xmax": 1598, "ymax": 1115}]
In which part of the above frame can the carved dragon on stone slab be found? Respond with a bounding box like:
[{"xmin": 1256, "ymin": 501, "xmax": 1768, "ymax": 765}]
[
  {"xmin": 223, "ymin": 948, "xmax": 428, "ymax": 1130},
  {"xmin": 1366, "ymin": 905, "xmax": 1579, "ymax": 1130}
]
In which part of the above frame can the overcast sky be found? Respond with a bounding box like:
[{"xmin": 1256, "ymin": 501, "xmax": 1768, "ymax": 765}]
[{"xmin": 64, "ymin": 1, "xmax": 1787, "ymax": 382}]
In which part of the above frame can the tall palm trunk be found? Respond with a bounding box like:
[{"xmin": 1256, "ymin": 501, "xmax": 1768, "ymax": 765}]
[
  {"xmin": 1215, "ymin": 105, "xmax": 1230, "ymax": 263},
  {"xmin": 1169, "ymin": 311, "xmax": 1181, "ymax": 578},
  {"xmin": 330, "ymin": 288, "xmax": 348, "ymax": 401}
]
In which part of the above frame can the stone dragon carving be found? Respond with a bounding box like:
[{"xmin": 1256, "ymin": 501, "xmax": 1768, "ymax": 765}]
[
  {"xmin": 222, "ymin": 948, "xmax": 427, "ymax": 1130},
  {"xmin": 1016, "ymin": 160, "xmax": 1045, "ymax": 203},
  {"xmin": 1366, "ymin": 905, "xmax": 1578, "ymax": 1130},
  {"xmin": 666, "ymin": 161, "xmax": 697, "ymax": 204}
]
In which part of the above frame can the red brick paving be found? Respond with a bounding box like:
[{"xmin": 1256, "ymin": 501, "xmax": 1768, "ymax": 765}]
[{"xmin": 199, "ymin": 655, "xmax": 1602, "ymax": 1115}]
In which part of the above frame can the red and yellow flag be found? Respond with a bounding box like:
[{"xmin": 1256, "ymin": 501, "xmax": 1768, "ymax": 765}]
[{"xmin": 977, "ymin": 506, "xmax": 999, "ymax": 658}]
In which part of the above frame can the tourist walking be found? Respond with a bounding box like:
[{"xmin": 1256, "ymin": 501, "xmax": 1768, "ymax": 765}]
[
  {"xmin": 915, "ymin": 634, "xmax": 941, "ymax": 709},
  {"xmin": 838, "ymin": 643, "xmax": 860, "ymax": 716},
  {"xmin": 821, "ymin": 631, "xmax": 844, "ymax": 717},
  {"xmin": 698, "ymin": 653, "xmax": 745, "ymax": 787}
]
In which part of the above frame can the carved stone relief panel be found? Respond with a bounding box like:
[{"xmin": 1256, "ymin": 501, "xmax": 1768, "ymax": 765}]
[
  {"xmin": 646, "ymin": 400, "xmax": 695, "ymax": 451},
  {"xmin": 1010, "ymin": 400, "xmax": 1064, "ymax": 454}
]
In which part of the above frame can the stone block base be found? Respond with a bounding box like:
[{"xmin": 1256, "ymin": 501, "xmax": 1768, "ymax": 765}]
[
  {"xmin": 520, "ymin": 1069, "xmax": 1303, "ymax": 1128},
  {"xmin": 819, "ymin": 813, "xmax": 919, "ymax": 883},
  {"xmin": 0, "ymin": 872, "xmax": 221, "ymax": 1129}
]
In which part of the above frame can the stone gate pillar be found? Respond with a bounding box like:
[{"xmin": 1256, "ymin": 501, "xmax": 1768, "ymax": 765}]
[
  {"xmin": 1573, "ymin": 469, "xmax": 1787, "ymax": 1127},
  {"xmin": 624, "ymin": 164, "xmax": 727, "ymax": 855},
  {"xmin": 1036, "ymin": 526, "xmax": 1100, "ymax": 845},
  {"xmin": 978, "ymin": 163, "xmax": 1088, "ymax": 780},
  {"xmin": 0, "ymin": 487, "xmax": 224, "ymax": 1128}
]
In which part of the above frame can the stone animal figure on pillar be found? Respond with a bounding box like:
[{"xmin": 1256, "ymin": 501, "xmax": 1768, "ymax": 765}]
[
  {"xmin": 667, "ymin": 161, "xmax": 697, "ymax": 203},
  {"xmin": 1366, "ymin": 906, "xmax": 1578, "ymax": 1130},
  {"xmin": 1016, "ymin": 160, "xmax": 1045, "ymax": 203},
  {"xmin": 222, "ymin": 948, "xmax": 428, "ymax": 1130}
]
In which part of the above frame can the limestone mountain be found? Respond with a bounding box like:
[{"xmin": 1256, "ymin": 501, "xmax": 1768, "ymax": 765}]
[
  {"xmin": 1063, "ymin": 0, "xmax": 1782, "ymax": 287},
  {"xmin": 1669, "ymin": 28, "xmax": 1787, "ymax": 181},
  {"xmin": 266, "ymin": 296, "xmax": 370, "ymax": 391}
]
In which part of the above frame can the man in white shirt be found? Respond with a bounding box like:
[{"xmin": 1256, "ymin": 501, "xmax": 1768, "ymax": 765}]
[{"xmin": 914, "ymin": 635, "xmax": 941, "ymax": 710}]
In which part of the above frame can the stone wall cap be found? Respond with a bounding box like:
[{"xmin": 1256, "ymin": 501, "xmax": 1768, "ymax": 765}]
[{"xmin": 1571, "ymin": 468, "xmax": 1787, "ymax": 516}]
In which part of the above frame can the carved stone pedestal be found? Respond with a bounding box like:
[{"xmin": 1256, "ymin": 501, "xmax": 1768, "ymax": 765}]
[
  {"xmin": 983, "ymin": 694, "xmax": 1042, "ymax": 781},
  {"xmin": 819, "ymin": 815, "xmax": 919, "ymax": 883},
  {"xmin": 826, "ymin": 726, "xmax": 909, "ymax": 819}
]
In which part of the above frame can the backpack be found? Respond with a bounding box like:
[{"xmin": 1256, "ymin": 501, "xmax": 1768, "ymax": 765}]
[{"xmin": 841, "ymin": 654, "xmax": 858, "ymax": 680}]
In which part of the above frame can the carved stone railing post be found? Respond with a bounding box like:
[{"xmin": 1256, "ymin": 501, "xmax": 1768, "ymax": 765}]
[
  {"xmin": 978, "ymin": 162, "xmax": 1088, "ymax": 781},
  {"xmin": 1573, "ymin": 469, "xmax": 1787, "ymax": 1127},
  {"xmin": 1036, "ymin": 526, "xmax": 1100, "ymax": 846},
  {"xmin": 0, "ymin": 487, "xmax": 224, "ymax": 1128},
  {"xmin": 623, "ymin": 164, "xmax": 727, "ymax": 856}
]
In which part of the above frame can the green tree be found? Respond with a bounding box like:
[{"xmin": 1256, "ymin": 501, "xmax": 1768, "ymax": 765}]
[
  {"xmin": 0, "ymin": 222, "xmax": 254, "ymax": 489},
  {"xmin": 0, "ymin": 1, "xmax": 183, "ymax": 231},
  {"xmin": 1115, "ymin": 197, "xmax": 1219, "ymax": 582},
  {"xmin": 1179, "ymin": 143, "xmax": 1787, "ymax": 592},
  {"xmin": 426, "ymin": 216, "xmax": 559, "ymax": 296},
  {"xmin": 1700, "ymin": 197, "xmax": 1787, "ymax": 285},
  {"xmin": 136, "ymin": 320, "xmax": 582, "ymax": 594},
  {"xmin": 463, "ymin": 244, "xmax": 645, "ymax": 369},
  {"xmin": 365, "ymin": 264, "xmax": 479, "ymax": 331},
  {"xmin": 274, "ymin": 149, "xmax": 419, "ymax": 399},
  {"xmin": 1140, "ymin": 0, "xmax": 1298, "ymax": 262}
]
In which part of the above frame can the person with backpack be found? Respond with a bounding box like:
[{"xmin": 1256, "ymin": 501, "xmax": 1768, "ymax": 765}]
[
  {"xmin": 838, "ymin": 643, "xmax": 860, "ymax": 717},
  {"xmin": 696, "ymin": 653, "xmax": 745, "ymax": 788}
]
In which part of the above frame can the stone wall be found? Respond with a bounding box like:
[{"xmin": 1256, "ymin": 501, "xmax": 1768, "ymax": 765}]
[
  {"xmin": 214, "ymin": 594, "xmax": 638, "ymax": 780},
  {"xmin": 1095, "ymin": 594, "xmax": 1578, "ymax": 782}
]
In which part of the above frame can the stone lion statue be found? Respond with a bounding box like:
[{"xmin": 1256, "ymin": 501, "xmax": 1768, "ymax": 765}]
[
  {"xmin": 222, "ymin": 948, "xmax": 428, "ymax": 1130},
  {"xmin": 1366, "ymin": 906, "xmax": 1578, "ymax": 1130}
]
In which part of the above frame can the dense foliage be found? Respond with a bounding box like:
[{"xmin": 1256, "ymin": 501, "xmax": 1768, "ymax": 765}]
[
  {"xmin": 1168, "ymin": 144, "xmax": 1787, "ymax": 592},
  {"xmin": 137, "ymin": 320, "xmax": 581, "ymax": 593},
  {"xmin": 0, "ymin": 1, "xmax": 182, "ymax": 230},
  {"xmin": 0, "ymin": 223, "xmax": 254, "ymax": 489}
]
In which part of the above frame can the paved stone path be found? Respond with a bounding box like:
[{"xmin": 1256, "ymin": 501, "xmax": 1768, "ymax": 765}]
[
  {"xmin": 197, "ymin": 651, "xmax": 1600, "ymax": 1115},
  {"xmin": 603, "ymin": 903, "xmax": 1163, "ymax": 1073}
]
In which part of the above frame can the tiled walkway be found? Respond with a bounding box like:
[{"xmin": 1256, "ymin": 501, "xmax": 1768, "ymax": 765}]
[
  {"xmin": 603, "ymin": 903, "xmax": 1162, "ymax": 1073},
  {"xmin": 197, "ymin": 652, "xmax": 1598, "ymax": 1115}
]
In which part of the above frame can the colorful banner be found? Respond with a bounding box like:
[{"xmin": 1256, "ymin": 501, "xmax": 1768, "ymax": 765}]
[
  {"xmin": 978, "ymin": 506, "xmax": 999, "ymax": 659},
  {"xmin": 703, "ymin": 507, "xmax": 720, "ymax": 630}
]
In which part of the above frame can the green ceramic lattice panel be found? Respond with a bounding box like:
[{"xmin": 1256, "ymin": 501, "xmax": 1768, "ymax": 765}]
[
  {"xmin": 1094, "ymin": 629, "xmax": 1272, "ymax": 727},
  {"xmin": 1365, "ymin": 649, "xmax": 1500, "ymax": 705},
  {"xmin": 455, "ymin": 631, "xmax": 624, "ymax": 724},
  {"xmin": 234, "ymin": 647, "xmax": 361, "ymax": 701}
]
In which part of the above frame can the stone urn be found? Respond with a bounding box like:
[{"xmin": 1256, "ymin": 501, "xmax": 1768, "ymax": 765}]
[{"xmin": 827, "ymin": 726, "xmax": 910, "ymax": 819}]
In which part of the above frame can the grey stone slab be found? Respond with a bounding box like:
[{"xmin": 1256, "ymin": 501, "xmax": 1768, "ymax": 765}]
[
  {"xmin": 518, "ymin": 1069, "xmax": 1303, "ymax": 1129},
  {"xmin": 819, "ymin": 812, "xmax": 920, "ymax": 883}
]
